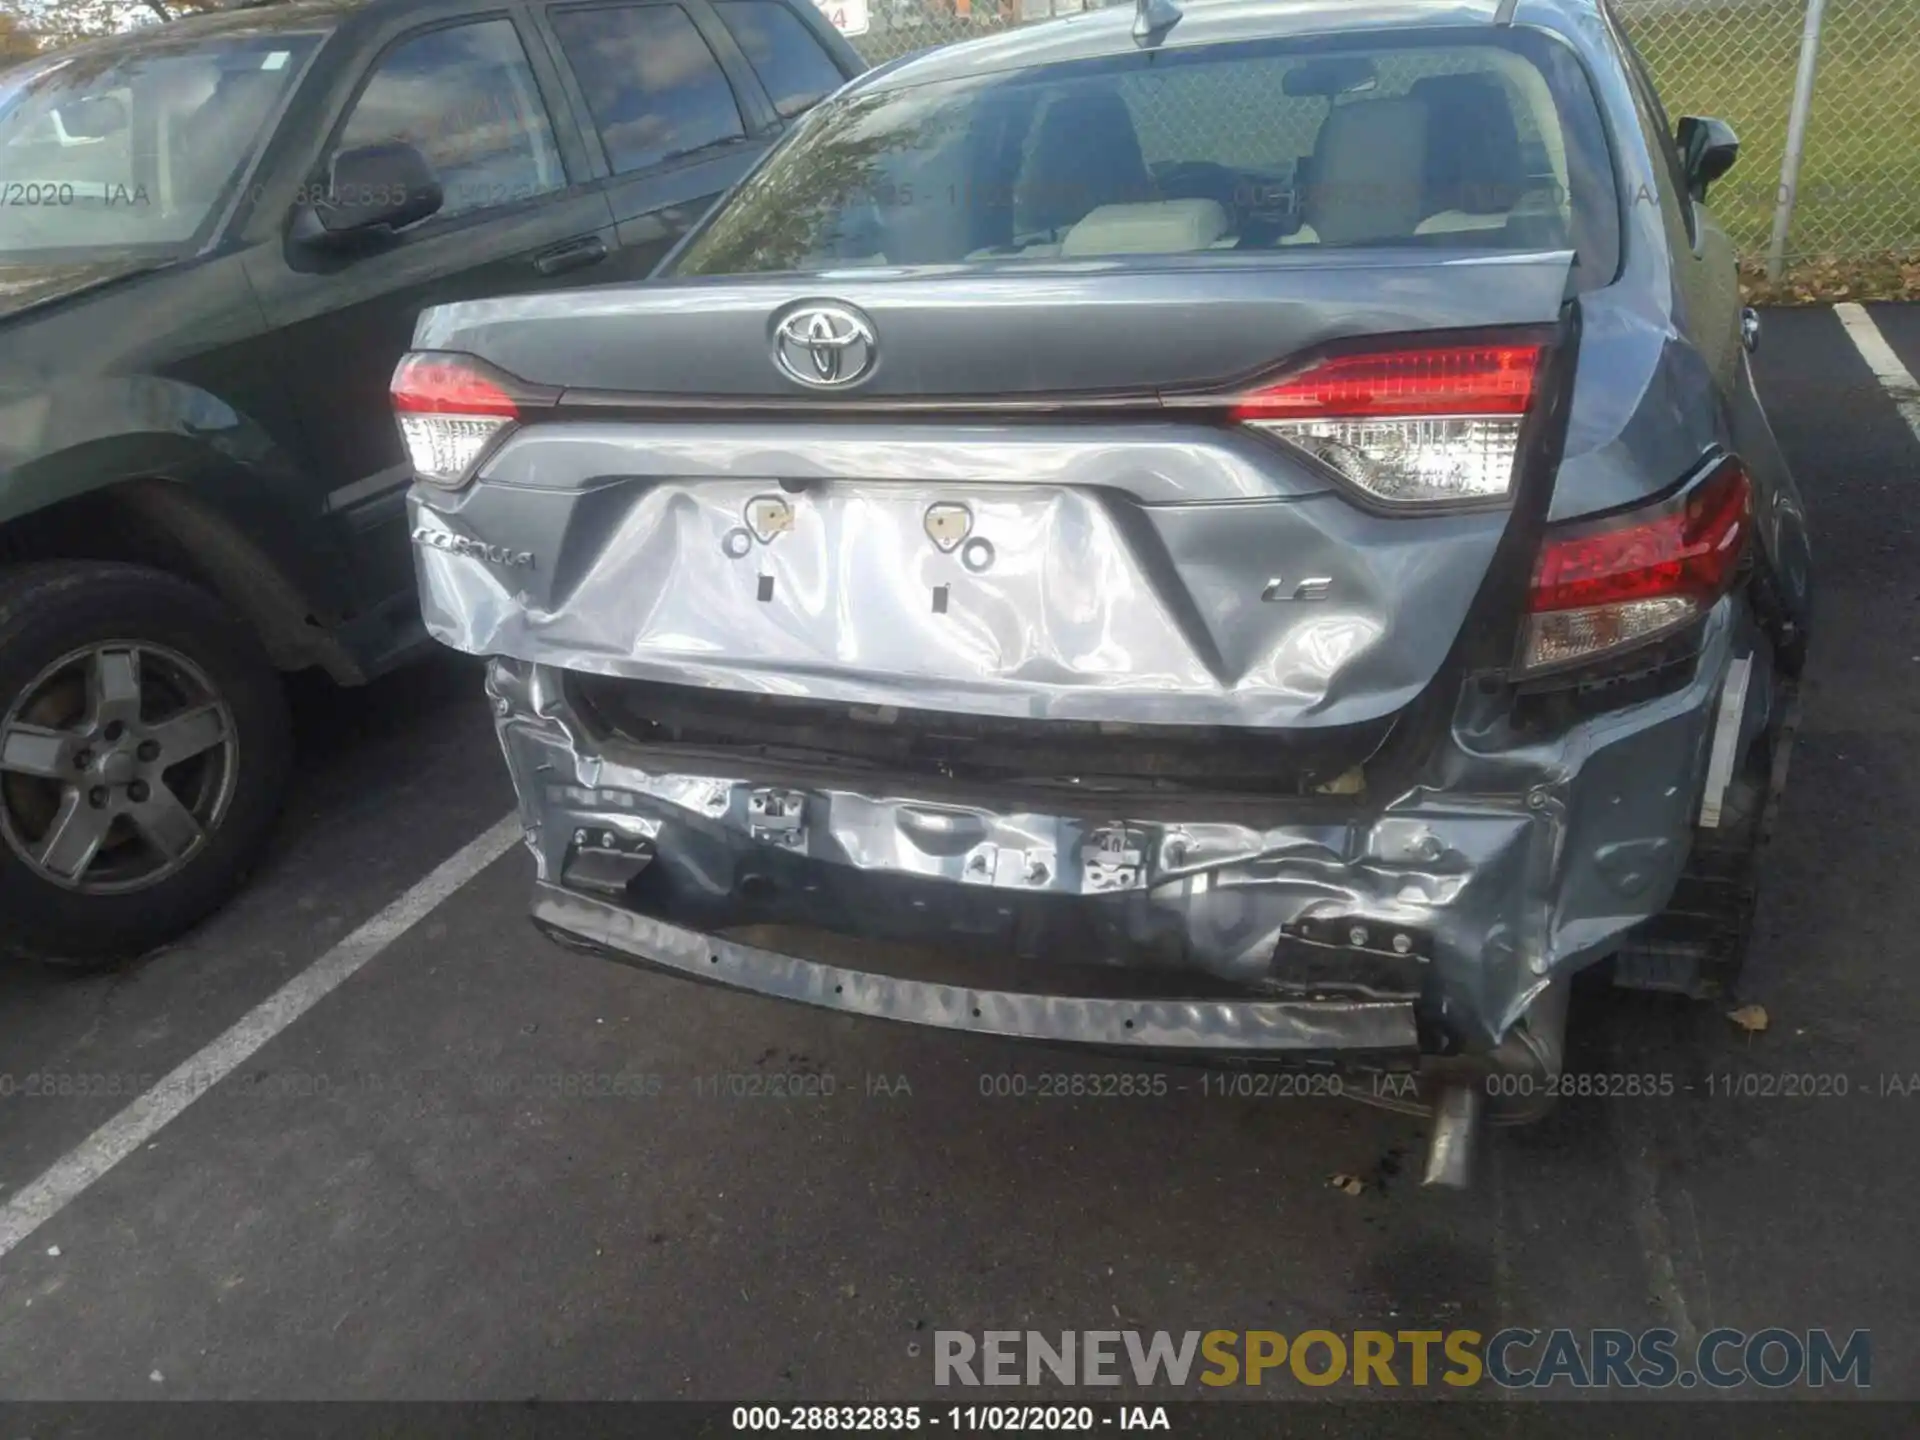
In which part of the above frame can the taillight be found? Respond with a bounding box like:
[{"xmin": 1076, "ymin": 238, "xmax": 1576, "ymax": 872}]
[
  {"xmin": 1231, "ymin": 342, "xmax": 1543, "ymax": 506},
  {"xmin": 391, "ymin": 352, "xmax": 551, "ymax": 488},
  {"xmin": 1521, "ymin": 455, "xmax": 1752, "ymax": 674}
]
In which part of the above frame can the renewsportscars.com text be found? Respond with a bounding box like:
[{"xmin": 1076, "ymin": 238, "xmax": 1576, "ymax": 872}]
[{"xmin": 933, "ymin": 1328, "xmax": 1871, "ymax": 1390}]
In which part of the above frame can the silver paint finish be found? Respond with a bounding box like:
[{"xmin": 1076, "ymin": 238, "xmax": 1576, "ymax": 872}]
[{"xmin": 412, "ymin": 446, "xmax": 1504, "ymax": 726}]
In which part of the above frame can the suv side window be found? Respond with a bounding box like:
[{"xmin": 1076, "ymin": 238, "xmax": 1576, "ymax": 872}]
[
  {"xmin": 712, "ymin": 0, "xmax": 844, "ymax": 120},
  {"xmin": 549, "ymin": 5, "xmax": 746, "ymax": 175},
  {"xmin": 333, "ymin": 20, "xmax": 566, "ymax": 222}
]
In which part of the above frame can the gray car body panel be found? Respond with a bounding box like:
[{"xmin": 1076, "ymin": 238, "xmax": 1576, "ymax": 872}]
[
  {"xmin": 408, "ymin": 0, "xmax": 1808, "ymax": 1052},
  {"xmin": 412, "ymin": 252, "xmax": 1574, "ymax": 399},
  {"xmin": 416, "ymin": 421, "xmax": 1510, "ymax": 727},
  {"xmin": 487, "ymin": 598, "xmax": 1772, "ymax": 1050}
]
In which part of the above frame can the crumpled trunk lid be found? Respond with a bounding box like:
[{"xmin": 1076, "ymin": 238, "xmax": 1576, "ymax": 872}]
[{"xmin": 411, "ymin": 251, "xmax": 1573, "ymax": 732}]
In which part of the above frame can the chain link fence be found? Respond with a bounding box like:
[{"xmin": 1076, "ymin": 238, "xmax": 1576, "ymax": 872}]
[
  {"xmin": 1616, "ymin": 0, "xmax": 1920, "ymax": 270},
  {"xmin": 841, "ymin": 0, "xmax": 1920, "ymax": 287}
]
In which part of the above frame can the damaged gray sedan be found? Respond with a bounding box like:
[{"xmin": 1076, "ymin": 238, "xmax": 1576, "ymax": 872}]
[{"xmin": 397, "ymin": 0, "xmax": 1810, "ymax": 1180}]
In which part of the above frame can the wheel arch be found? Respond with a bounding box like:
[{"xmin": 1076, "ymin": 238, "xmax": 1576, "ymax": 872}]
[{"xmin": 0, "ymin": 477, "xmax": 367, "ymax": 683}]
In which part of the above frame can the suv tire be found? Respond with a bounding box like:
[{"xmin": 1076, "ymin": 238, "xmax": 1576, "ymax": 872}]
[{"xmin": 0, "ymin": 562, "xmax": 292, "ymax": 969}]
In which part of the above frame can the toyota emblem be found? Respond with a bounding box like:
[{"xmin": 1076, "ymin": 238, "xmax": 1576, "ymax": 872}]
[{"xmin": 773, "ymin": 302, "xmax": 876, "ymax": 388}]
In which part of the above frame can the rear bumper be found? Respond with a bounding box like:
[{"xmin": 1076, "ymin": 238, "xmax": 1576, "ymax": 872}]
[
  {"xmin": 485, "ymin": 595, "xmax": 1770, "ymax": 1057},
  {"xmin": 532, "ymin": 883, "xmax": 1420, "ymax": 1057}
]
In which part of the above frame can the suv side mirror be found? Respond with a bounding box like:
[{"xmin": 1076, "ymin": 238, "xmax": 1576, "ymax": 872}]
[
  {"xmin": 1676, "ymin": 115, "xmax": 1739, "ymax": 201},
  {"xmin": 297, "ymin": 141, "xmax": 443, "ymax": 245}
]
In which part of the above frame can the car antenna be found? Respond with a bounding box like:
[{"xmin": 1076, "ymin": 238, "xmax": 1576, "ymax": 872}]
[{"xmin": 1132, "ymin": 0, "xmax": 1182, "ymax": 46}]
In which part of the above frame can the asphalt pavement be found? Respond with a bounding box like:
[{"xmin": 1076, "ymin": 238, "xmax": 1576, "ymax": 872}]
[{"xmin": 1, "ymin": 304, "xmax": 1918, "ymax": 1404}]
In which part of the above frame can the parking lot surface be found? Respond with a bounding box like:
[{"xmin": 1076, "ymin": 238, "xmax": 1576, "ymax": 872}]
[{"xmin": 2, "ymin": 304, "xmax": 1918, "ymax": 1401}]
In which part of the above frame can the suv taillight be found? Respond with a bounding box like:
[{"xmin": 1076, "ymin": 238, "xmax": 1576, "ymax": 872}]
[
  {"xmin": 1231, "ymin": 341, "xmax": 1543, "ymax": 506},
  {"xmin": 391, "ymin": 352, "xmax": 552, "ymax": 488},
  {"xmin": 1521, "ymin": 455, "xmax": 1752, "ymax": 675}
]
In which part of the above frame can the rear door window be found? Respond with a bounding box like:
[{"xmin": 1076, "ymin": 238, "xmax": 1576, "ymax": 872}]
[
  {"xmin": 549, "ymin": 4, "xmax": 747, "ymax": 175},
  {"xmin": 673, "ymin": 30, "xmax": 1620, "ymax": 289},
  {"xmin": 334, "ymin": 20, "xmax": 565, "ymax": 221},
  {"xmin": 713, "ymin": 0, "xmax": 846, "ymax": 119}
]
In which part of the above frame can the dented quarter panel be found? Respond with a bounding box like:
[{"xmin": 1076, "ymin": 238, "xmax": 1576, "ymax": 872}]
[{"xmin": 1519, "ymin": 0, "xmax": 1812, "ymax": 614}]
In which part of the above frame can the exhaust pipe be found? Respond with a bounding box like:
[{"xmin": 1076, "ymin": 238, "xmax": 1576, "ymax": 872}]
[
  {"xmin": 1421, "ymin": 1083, "xmax": 1481, "ymax": 1189},
  {"xmin": 1417, "ymin": 979, "xmax": 1570, "ymax": 1189}
]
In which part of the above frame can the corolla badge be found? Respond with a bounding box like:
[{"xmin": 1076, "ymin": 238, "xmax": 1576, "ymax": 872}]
[
  {"xmin": 411, "ymin": 526, "xmax": 535, "ymax": 570},
  {"xmin": 773, "ymin": 303, "xmax": 876, "ymax": 388}
]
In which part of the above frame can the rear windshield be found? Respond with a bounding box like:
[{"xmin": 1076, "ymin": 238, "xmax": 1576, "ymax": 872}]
[{"xmin": 671, "ymin": 28, "xmax": 1619, "ymax": 288}]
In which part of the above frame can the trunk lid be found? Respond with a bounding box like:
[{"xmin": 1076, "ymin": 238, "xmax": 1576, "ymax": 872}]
[
  {"xmin": 414, "ymin": 251, "xmax": 1572, "ymax": 400},
  {"xmin": 411, "ymin": 252, "xmax": 1574, "ymax": 735}
]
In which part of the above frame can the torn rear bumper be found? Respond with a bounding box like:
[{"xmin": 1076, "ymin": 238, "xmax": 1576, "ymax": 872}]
[
  {"xmin": 532, "ymin": 883, "xmax": 1419, "ymax": 1056},
  {"xmin": 485, "ymin": 595, "xmax": 1768, "ymax": 1061}
]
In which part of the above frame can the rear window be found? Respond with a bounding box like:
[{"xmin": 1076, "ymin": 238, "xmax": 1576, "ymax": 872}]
[{"xmin": 672, "ymin": 28, "xmax": 1620, "ymax": 288}]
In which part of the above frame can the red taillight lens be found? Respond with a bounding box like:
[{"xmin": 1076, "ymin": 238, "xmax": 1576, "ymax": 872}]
[
  {"xmin": 1229, "ymin": 343, "xmax": 1542, "ymax": 422},
  {"xmin": 391, "ymin": 354, "xmax": 520, "ymax": 418},
  {"xmin": 391, "ymin": 352, "xmax": 540, "ymax": 488},
  {"xmin": 1521, "ymin": 456, "xmax": 1752, "ymax": 673},
  {"xmin": 1230, "ymin": 341, "xmax": 1544, "ymax": 506}
]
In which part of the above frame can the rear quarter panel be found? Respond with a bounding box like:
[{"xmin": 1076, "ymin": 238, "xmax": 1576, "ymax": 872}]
[{"xmin": 1521, "ymin": 0, "xmax": 1809, "ymax": 626}]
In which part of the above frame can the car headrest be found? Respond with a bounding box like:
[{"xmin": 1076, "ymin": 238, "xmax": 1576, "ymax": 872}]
[
  {"xmin": 1016, "ymin": 91, "xmax": 1152, "ymax": 238},
  {"xmin": 1059, "ymin": 199, "xmax": 1231, "ymax": 258},
  {"xmin": 1304, "ymin": 99, "xmax": 1429, "ymax": 245},
  {"xmin": 1411, "ymin": 74, "xmax": 1524, "ymax": 216}
]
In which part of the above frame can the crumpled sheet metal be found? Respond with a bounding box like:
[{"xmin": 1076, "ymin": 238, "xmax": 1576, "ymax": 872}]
[
  {"xmin": 411, "ymin": 432, "xmax": 1505, "ymax": 730},
  {"xmin": 531, "ymin": 884, "xmax": 1422, "ymax": 1054},
  {"xmin": 485, "ymin": 601, "xmax": 1754, "ymax": 1050}
]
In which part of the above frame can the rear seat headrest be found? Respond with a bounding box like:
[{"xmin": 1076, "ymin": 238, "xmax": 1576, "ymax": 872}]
[
  {"xmin": 1412, "ymin": 73, "xmax": 1525, "ymax": 215},
  {"xmin": 1017, "ymin": 91, "xmax": 1153, "ymax": 237},
  {"xmin": 1304, "ymin": 99, "xmax": 1430, "ymax": 245}
]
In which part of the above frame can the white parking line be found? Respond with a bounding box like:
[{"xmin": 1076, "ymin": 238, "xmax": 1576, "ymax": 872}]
[
  {"xmin": 0, "ymin": 813, "xmax": 522, "ymax": 1262},
  {"xmin": 1835, "ymin": 302, "xmax": 1920, "ymax": 445}
]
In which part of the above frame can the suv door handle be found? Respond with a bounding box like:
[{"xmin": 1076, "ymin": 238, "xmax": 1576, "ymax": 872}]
[{"xmin": 533, "ymin": 236, "xmax": 609, "ymax": 276}]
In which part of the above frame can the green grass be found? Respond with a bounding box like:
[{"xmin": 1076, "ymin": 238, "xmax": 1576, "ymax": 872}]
[{"xmin": 1626, "ymin": 0, "xmax": 1920, "ymax": 264}]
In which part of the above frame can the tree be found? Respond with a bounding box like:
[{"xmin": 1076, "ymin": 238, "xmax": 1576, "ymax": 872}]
[
  {"xmin": 2, "ymin": 0, "xmax": 229, "ymax": 56},
  {"xmin": 9, "ymin": 0, "xmax": 123, "ymax": 52},
  {"xmin": 0, "ymin": 8, "xmax": 42, "ymax": 65},
  {"xmin": 143, "ymin": 1, "xmax": 232, "ymax": 21}
]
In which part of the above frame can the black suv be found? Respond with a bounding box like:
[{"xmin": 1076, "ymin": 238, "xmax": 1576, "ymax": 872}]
[{"xmin": 0, "ymin": 0, "xmax": 862, "ymax": 966}]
